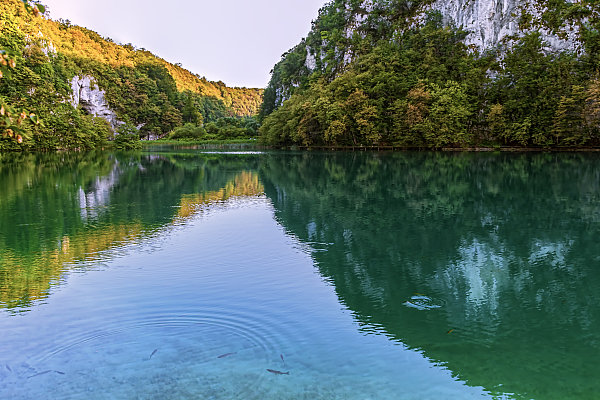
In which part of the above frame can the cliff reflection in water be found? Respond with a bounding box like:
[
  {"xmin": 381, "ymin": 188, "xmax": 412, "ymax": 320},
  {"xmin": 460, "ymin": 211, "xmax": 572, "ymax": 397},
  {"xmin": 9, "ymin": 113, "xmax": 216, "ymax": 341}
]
[
  {"xmin": 259, "ymin": 151, "xmax": 600, "ymax": 399},
  {"xmin": 0, "ymin": 151, "xmax": 263, "ymax": 312},
  {"xmin": 3, "ymin": 150, "xmax": 600, "ymax": 398}
]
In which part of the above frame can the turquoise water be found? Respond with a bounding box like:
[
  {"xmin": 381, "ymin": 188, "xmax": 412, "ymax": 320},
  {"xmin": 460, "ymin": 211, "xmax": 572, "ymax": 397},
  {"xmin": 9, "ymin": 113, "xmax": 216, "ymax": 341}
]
[{"xmin": 1, "ymin": 150, "xmax": 600, "ymax": 399}]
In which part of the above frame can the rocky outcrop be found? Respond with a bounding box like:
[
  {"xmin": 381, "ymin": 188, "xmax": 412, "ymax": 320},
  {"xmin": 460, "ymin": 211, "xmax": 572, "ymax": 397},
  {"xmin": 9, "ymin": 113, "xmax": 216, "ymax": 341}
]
[
  {"xmin": 426, "ymin": 0, "xmax": 579, "ymax": 52},
  {"xmin": 302, "ymin": 0, "xmax": 580, "ymax": 73},
  {"xmin": 70, "ymin": 76, "xmax": 120, "ymax": 130},
  {"xmin": 267, "ymin": 0, "xmax": 584, "ymax": 116}
]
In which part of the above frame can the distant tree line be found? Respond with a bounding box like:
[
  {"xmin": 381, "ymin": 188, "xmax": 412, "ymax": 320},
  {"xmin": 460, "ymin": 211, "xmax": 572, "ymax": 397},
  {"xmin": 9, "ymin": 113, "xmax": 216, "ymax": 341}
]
[{"xmin": 167, "ymin": 116, "xmax": 260, "ymax": 141}]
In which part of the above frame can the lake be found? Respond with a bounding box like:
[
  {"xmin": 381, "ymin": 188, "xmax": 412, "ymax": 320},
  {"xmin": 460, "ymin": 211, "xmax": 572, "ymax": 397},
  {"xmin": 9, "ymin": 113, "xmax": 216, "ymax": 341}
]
[{"xmin": 1, "ymin": 149, "xmax": 599, "ymax": 399}]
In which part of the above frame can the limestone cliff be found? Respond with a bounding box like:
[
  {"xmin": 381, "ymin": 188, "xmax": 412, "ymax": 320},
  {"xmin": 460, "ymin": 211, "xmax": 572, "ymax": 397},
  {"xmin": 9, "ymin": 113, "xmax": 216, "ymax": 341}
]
[
  {"xmin": 262, "ymin": 0, "xmax": 584, "ymax": 118},
  {"xmin": 426, "ymin": 0, "xmax": 579, "ymax": 52},
  {"xmin": 70, "ymin": 76, "xmax": 120, "ymax": 131},
  {"xmin": 303, "ymin": 0, "xmax": 579, "ymax": 73}
]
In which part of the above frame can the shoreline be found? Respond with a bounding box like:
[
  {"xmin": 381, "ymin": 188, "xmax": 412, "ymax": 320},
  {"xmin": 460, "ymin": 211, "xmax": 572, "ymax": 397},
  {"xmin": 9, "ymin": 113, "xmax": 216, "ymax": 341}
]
[
  {"xmin": 271, "ymin": 145, "xmax": 600, "ymax": 152},
  {"xmin": 4, "ymin": 143, "xmax": 600, "ymax": 153}
]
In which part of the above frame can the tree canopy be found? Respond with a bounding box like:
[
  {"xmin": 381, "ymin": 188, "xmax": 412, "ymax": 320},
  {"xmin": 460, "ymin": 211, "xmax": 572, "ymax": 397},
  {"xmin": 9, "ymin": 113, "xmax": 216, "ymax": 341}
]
[
  {"xmin": 0, "ymin": 0, "xmax": 263, "ymax": 150},
  {"xmin": 259, "ymin": 0, "xmax": 600, "ymax": 148}
]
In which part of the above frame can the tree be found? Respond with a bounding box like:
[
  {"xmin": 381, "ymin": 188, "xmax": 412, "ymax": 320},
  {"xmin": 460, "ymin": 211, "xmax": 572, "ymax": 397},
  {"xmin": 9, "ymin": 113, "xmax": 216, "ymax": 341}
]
[
  {"xmin": 114, "ymin": 122, "xmax": 141, "ymax": 150},
  {"xmin": 170, "ymin": 123, "xmax": 206, "ymax": 140},
  {"xmin": 0, "ymin": 1, "xmax": 44, "ymax": 145},
  {"xmin": 181, "ymin": 91, "xmax": 203, "ymax": 125}
]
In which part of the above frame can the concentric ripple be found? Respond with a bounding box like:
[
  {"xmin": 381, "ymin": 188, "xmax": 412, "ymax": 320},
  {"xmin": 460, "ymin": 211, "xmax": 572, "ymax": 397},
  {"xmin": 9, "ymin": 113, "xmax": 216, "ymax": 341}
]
[
  {"xmin": 0, "ymin": 308, "xmax": 301, "ymax": 400},
  {"xmin": 403, "ymin": 294, "xmax": 446, "ymax": 310}
]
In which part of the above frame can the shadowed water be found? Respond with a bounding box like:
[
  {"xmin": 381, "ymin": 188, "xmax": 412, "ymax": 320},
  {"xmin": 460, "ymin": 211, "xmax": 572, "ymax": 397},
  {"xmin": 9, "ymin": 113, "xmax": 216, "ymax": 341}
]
[{"xmin": 1, "ymin": 149, "xmax": 600, "ymax": 399}]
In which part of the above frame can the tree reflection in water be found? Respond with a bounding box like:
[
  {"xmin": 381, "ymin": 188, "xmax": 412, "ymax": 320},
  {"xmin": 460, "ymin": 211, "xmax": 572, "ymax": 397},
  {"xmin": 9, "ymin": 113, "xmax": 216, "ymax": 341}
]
[
  {"xmin": 259, "ymin": 151, "xmax": 600, "ymax": 400},
  {"xmin": 0, "ymin": 151, "xmax": 263, "ymax": 311},
  {"xmin": 2, "ymin": 150, "xmax": 600, "ymax": 398}
]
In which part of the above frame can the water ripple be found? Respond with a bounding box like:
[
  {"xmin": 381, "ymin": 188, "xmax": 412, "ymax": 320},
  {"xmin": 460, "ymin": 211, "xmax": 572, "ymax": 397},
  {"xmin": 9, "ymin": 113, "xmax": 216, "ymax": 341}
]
[{"xmin": 2, "ymin": 308, "xmax": 298, "ymax": 399}]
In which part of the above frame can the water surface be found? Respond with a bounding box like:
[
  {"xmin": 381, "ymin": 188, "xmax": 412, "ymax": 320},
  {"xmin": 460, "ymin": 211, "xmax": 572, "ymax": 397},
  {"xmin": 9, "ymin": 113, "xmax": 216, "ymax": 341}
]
[{"xmin": 1, "ymin": 150, "xmax": 600, "ymax": 399}]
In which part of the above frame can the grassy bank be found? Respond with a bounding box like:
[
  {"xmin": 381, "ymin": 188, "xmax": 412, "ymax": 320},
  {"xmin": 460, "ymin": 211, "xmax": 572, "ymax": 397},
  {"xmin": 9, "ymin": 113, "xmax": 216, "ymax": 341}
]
[
  {"xmin": 138, "ymin": 139, "xmax": 260, "ymax": 150},
  {"xmin": 143, "ymin": 139, "xmax": 258, "ymax": 146}
]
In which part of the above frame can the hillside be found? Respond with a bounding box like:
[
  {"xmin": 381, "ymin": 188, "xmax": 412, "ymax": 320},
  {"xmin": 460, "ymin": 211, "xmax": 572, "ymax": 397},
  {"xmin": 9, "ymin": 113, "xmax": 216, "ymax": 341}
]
[
  {"xmin": 0, "ymin": 0, "xmax": 263, "ymax": 150},
  {"xmin": 259, "ymin": 0, "xmax": 600, "ymax": 148}
]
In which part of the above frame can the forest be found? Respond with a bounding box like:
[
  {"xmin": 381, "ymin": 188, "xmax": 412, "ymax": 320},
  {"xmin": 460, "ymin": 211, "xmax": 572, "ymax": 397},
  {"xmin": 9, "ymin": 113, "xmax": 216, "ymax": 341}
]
[
  {"xmin": 0, "ymin": 0, "xmax": 263, "ymax": 151},
  {"xmin": 259, "ymin": 0, "xmax": 600, "ymax": 148}
]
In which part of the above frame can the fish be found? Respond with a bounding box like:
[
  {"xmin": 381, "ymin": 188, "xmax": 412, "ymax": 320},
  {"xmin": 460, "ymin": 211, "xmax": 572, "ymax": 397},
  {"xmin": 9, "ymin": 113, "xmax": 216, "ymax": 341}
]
[
  {"xmin": 54, "ymin": 371, "xmax": 65, "ymax": 375},
  {"xmin": 447, "ymin": 329, "xmax": 455, "ymax": 334},
  {"xmin": 562, "ymin": 300, "xmax": 567, "ymax": 304},
  {"xmin": 414, "ymin": 293, "xmax": 426, "ymax": 296},
  {"xmin": 28, "ymin": 370, "xmax": 52, "ymax": 379},
  {"xmin": 280, "ymin": 354, "xmax": 284, "ymax": 362},
  {"xmin": 217, "ymin": 352, "xmax": 237, "ymax": 358},
  {"xmin": 6, "ymin": 365, "xmax": 11, "ymax": 372},
  {"xmin": 150, "ymin": 349, "xmax": 158, "ymax": 359},
  {"xmin": 267, "ymin": 369, "xmax": 289, "ymax": 375}
]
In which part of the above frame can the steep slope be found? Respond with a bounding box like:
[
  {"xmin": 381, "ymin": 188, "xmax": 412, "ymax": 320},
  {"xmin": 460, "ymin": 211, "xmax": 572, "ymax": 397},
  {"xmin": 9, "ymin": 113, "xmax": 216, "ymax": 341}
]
[
  {"xmin": 260, "ymin": 0, "xmax": 600, "ymax": 148},
  {"xmin": 0, "ymin": 0, "xmax": 263, "ymax": 150}
]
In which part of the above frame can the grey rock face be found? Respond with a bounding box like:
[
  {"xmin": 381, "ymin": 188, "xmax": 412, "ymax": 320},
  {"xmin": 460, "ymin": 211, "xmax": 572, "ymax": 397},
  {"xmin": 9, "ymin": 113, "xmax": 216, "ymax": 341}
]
[
  {"xmin": 305, "ymin": 45, "xmax": 318, "ymax": 71},
  {"xmin": 303, "ymin": 0, "xmax": 580, "ymax": 74},
  {"xmin": 426, "ymin": 0, "xmax": 579, "ymax": 52},
  {"xmin": 70, "ymin": 76, "xmax": 120, "ymax": 130}
]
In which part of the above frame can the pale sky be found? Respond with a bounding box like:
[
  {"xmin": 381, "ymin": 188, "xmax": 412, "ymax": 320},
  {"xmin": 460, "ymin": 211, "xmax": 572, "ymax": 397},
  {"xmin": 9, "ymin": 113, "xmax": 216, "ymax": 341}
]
[{"xmin": 41, "ymin": 0, "xmax": 328, "ymax": 88}]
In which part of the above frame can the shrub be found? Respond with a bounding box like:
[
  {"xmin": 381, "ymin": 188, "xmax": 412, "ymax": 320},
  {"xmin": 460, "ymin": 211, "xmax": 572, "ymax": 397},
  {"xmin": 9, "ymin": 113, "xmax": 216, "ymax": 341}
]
[
  {"xmin": 114, "ymin": 122, "xmax": 141, "ymax": 150},
  {"xmin": 170, "ymin": 123, "xmax": 207, "ymax": 140}
]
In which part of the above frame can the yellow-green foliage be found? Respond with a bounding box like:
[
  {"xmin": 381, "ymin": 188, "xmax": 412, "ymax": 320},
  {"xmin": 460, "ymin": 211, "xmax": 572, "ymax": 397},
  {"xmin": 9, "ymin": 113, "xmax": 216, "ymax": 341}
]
[
  {"xmin": 6, "ymin": 0, "xmax": 264, "ymax": 117},
  {"xmin": 0, "ymin": 0, "xmax": 263, "ymax": 151},
  {"xmin": 163, "ymin": 64, "xmax": 263, "ymax": 117}
]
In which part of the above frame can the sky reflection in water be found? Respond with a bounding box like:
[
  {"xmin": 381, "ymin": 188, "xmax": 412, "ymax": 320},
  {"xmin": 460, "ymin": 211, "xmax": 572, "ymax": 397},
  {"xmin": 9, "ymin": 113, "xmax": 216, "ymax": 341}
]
[{"xmin": 1, "ymin": 149, "xmax": 600, "ymax": 399}]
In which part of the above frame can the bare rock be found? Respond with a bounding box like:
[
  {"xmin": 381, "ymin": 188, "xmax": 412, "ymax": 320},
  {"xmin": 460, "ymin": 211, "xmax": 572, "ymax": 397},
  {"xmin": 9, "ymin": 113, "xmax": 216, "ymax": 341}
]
[{"xmin": 70, "ymin": 75, "xmax": 121, "ymax": 130}]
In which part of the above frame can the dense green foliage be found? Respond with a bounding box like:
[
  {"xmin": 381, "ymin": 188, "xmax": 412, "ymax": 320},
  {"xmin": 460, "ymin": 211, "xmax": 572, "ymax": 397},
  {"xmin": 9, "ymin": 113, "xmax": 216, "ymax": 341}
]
[
  {"xmin": 113, "ymin": 122, "xmax": 142, "ymax": 150},
  {"xmin": 169, "ymin": 123, "xmax": 207, "ymax": 141},
  {"xmin": 259, "ymin": 0, "xmax": 435, "ymax": 118},
  {"xmin": 165, "ymin": 116, "xmax": 260, "ymax": 141},
  {"xmin": 0, "ymin": 1, "xmax": 43, "ymax": 146},
  {"xmin": 260, "ymin": 0, "xmax": 600, "ymax": 148},
  {"xmin": 0, "ymin": 0, "xmax": 263, "ymax": 151}
]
